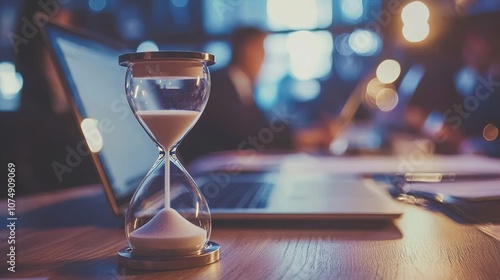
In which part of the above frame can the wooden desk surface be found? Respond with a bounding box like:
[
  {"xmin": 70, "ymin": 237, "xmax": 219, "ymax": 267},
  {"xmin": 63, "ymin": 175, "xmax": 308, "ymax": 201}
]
[{"xmin": 1, "ymin": 185, "xmax": 499, "ymax": 280}]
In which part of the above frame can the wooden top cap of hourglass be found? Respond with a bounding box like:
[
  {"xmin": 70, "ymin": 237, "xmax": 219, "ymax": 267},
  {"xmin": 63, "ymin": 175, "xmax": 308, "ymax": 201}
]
[{"xmin": 119, "ymin": 51, "xmax": 216, "ymax": 67}]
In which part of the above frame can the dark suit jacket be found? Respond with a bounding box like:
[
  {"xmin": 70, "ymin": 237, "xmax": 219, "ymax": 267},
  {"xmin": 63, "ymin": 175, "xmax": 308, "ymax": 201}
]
[{"xmin": 181, "ymin": 68, "xmax": 292, "ymax": 163}]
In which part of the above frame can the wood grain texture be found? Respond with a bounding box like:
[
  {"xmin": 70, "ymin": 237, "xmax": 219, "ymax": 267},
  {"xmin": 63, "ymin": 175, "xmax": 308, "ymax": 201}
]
[{"xmin": 1, "ymin": 185, "xmax": 499, "ymax": 280}]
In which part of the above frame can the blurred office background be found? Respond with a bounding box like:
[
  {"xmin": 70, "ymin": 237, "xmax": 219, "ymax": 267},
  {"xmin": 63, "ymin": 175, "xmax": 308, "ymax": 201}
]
[{"xmin": 1, "ymin": 0, "xmax": 499, "ymax": 193}]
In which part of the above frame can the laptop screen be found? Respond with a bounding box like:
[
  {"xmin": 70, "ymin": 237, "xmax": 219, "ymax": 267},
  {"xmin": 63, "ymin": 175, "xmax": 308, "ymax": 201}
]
[{"xmin": 45, "ymin": 23, "xmax": 158, "ymax": 203}]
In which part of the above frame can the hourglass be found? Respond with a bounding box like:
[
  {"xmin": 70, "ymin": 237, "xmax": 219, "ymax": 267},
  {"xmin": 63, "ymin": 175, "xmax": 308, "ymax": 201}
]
[{"xmin": 117, "ymin": 51, "xmax": 219, "ymax": 270}]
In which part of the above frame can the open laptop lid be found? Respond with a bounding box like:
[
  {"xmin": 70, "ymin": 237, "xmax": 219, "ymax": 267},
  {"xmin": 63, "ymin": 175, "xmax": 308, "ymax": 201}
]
[{"xmin": 40, "ymin": 18, "xmax": 158, "ymax": 215}]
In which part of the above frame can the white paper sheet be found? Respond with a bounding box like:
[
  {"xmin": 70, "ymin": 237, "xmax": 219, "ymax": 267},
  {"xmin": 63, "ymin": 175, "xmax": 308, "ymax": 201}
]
[
  {"xmin": 409, "ymin": 180, "xmax": 500, "ymax": 200},
  {"xmin": 280, "ymin": 154, "xmax": 500, "ymax": 175}
]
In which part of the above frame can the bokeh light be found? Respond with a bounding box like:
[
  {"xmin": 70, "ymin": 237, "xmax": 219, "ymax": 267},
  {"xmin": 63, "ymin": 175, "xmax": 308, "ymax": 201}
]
[
  {"xmin": 401, "ymin": 1, "xmax": 430, "ymax": 43},
  {"xmin": 375, "ymin": 88, "xmax": 399, "ymax": 112},
  {"xmin": 454, "ymin": 67, "xmax": 476, "ymax": 96},
  {"xmin": 204, "ymin": 41, "xmax": 231, "ymax": 70},
  {"xmin": 80, "ymin": 118, "xmax": 104, "ymax": 153},
  {"xmin": 286, "ymin": 30, "xmax": 333, "ymax": 80},
  {"xmin": 376, "ymin": 59, "xmax": 401, "ymax": 84},
  {"xmin": 330, "ymin": 138, "xmax": 349, "ymax": 155},
  {"xmin": 88, "ymin": 0, "xmax": 107, "ymax": 12},
  {"xmin": 349, "ymin": 30, "xmax": 380, "ymax": 56},
  {"xmin": 401, "ymin": 1, "xmax": 430, "ymax": 23},
  {"xmin": 423, "ymin": 111, "xmax": 445, "ymax": 135},
  {"xmin": 398, "ymin": 64, "xmax": 425, "ymax": 96},
  {"xmin": 0, "ymin": 62, "xmax": 23, "ymax": 100},
  {"xmin": 136, "ymin": 40, "xmax": 159, "ymax": 52},
  {"xmin": 341, "ymin": 0, "xmax": 363, "ymax": 23},
  {"xmin": 268, "ymin": 0, "xmax": 318, "ymax": 30},
  {"xmin": 365, "ymin": 78, "xmax": 384, "ymax": 107},
  {"xmin": 335, "ymin": 33, "xmax": 354, "ymax": 56},
  {"xmin": 483, "ymin": 123, "xmax": 499, "ymax": 141},
  {"xmin": 289, "ymin": 79, "xmax": 321, "ymax": 102},
  {"xmin": 402, "ymin": 22, "xmax": 430, "ymax": 43}
]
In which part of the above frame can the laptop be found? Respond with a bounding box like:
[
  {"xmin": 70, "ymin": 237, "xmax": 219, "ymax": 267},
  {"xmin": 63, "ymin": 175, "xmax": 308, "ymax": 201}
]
[
  {"xmin": 40, "ymin": 20, "xmax": 158, "ymax": 215},
  {"xmin": 40, "ymin": 19, "xmax": 403, "ymax": 221}
]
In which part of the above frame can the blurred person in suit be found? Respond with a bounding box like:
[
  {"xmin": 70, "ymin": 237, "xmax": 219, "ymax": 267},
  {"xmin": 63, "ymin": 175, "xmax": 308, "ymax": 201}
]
[
  {"xmin": 456, "ymin": 17, "xmax": 500, "ymax": 156},
  {"xmin": 405, "ymin": 14, "xmax": 500, "ymax": 156},
  {"xmin": 182, "ymin": 27, "xmax": 336, "ymax": 163}
]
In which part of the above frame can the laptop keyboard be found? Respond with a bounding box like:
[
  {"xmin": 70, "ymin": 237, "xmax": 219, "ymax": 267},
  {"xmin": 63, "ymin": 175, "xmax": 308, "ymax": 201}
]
[{"xmin": 196, "ymin": 173, "xmax": 274, "ymax": 209}]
